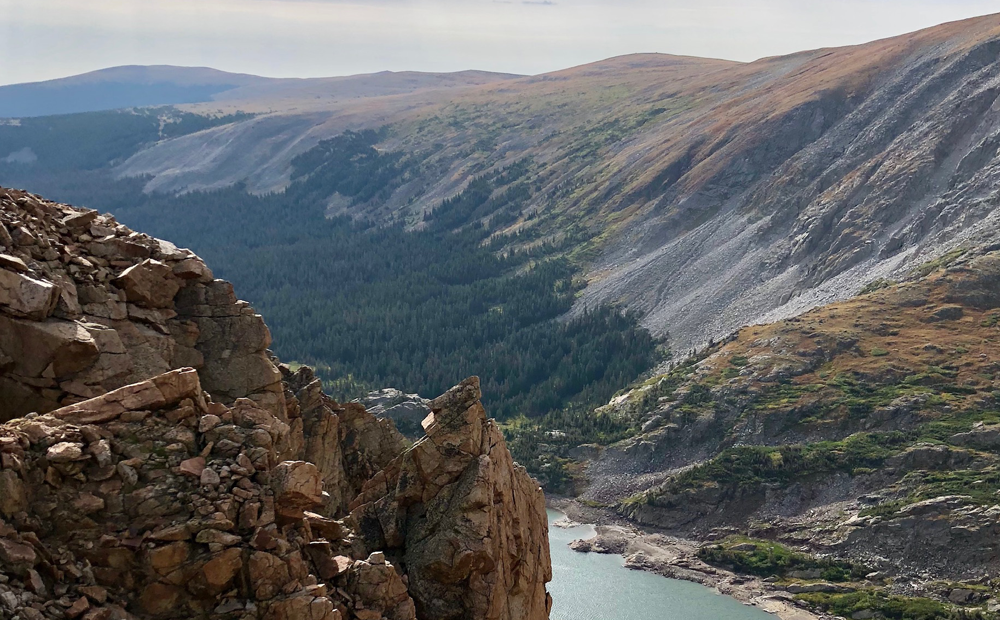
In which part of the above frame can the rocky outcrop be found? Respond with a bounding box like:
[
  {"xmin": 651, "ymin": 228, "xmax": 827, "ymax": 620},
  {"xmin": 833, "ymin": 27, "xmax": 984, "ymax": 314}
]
[
  {"xmin": 0, "ymin": 187, "xmax": 280, "ymax": 422},
  {"xmin": 0, "ymin": 368, "xmax": 344, "ymax": 620},
  {"xmin": 359, "ymin": 389, "xmax": 431, "ymax": 439},
  {"xmin": 0, "ymin": 189, "xmax": 551, "ymax": 620},
  {"xmin": 281, "ymin": 365, "xmax": 405, "ymax": 516},
  {"xmin": 350, "ymin": 378, "xmax": 552, "ymax": 620}
]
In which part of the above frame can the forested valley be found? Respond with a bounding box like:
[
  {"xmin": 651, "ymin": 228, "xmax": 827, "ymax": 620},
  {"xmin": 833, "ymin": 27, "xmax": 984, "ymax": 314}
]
[{"xmin": 1, "ymin": 118, "xmax": 663, "ymax": 485}]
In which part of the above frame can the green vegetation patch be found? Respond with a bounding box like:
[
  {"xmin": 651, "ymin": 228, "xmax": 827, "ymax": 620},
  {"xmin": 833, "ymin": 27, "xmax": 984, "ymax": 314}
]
[
  {"xmin": 730, "ymin": 355, "xmax": 750, "ymax": 367},
  {"xmin": 625, "ymin": 356, "xmax": 705, "ymax": 413},
  {"xmin": 912, "ymin": 248, "xmax": 967, "ymax": 278},
  {"xmin": 697, "ymin": 537, "xmax": 866, "ymax": 582},
  {"xmin": 796, "ymin": 589, "xmax": 994, "ymax": 620},
  {"xmin": 860, "ymin": 278, "xmax": 895, "ymax": 294},
  {"xmin": 643, "ymin": 432, "xmax": 909, "ymax": 502},
  {"xmin": 505, "ymin": 404, "xmax": 642, "ymax": 492}
]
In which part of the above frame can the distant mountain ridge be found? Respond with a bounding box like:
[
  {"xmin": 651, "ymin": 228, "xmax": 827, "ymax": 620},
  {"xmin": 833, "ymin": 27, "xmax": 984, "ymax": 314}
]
[
  {"xmin": 0, "ymin": 65, "xmax": 523, "ymax": 118},
  {"xmin": 100, "ymin": 13, "xmax": 1000, "ymax": 359},
  {"xmin": 0, "ymin": 65, "xmax": 268, "ymax": 117},
  {"xmin": 6, "ymin": 15, "xmax": 1000, "ymax": 359}
]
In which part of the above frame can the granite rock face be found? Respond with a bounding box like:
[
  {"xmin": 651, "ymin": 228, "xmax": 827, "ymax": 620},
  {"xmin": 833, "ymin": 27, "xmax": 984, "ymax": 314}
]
[
  {"xmin": 0, "ymin": 187, "xmax": 279, "ymax": 423},
  {"xmin": 0, "ymin": 188, "xmax": 551, "ymax": 620},
  {"xmin": 359, "ymin": 389, "xmax": 431, "ymax": 440},
  {"xmin": 350, "ymin": 378, "xmax": 553, "ymax": 620}
]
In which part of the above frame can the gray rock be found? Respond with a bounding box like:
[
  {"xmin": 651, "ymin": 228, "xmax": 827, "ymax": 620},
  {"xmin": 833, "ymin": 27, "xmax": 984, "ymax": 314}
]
[{"xmin": 360, "ymin": 387, "xmax": 431, "ymax": 438}]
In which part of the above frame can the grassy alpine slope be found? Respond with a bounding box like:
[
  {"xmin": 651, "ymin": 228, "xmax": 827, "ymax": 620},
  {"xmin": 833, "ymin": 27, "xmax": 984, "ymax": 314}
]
[
  {"xmin": 8, "ymin": 16, "xmax": 1000, "ymax": 363},
  {"xmin": 552, "ymin": 247, "xmax": 1000, "ymax": 617},
  {"xmin": 111, "ymin": 14, "xmax": 1000, "ymax": 360}
]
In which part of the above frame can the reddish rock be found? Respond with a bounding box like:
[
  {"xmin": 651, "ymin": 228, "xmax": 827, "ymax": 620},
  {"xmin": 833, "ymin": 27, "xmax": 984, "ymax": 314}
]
[
  {"xmin": 113, "ymin": 259, "xmax": 181, "ymax": 309},
  {"xmin": 249, "ymin": 551, "xmax": 291, "ymax": 600},
  {"xmin": 0, "ymin": 538, "xmax": 38, "ymax": 568},
  {"xmin": 272, "ymin": 461, "xmax": 324, "ymax": 515},
  {"xmin": 78, "ymin": 586, "xmax": 108, "ymax": 604},
  {"xmin": 179, "ymin": 456, "xmax": 206, "ymax": 478},
  {"xmin": 139, "ymin": 583, "xmax": 183, "ymax": 615},
  {"xmin": 65, "ymin": 596, "xmax": 90, "ymax": 619},
  {"xmin": 148, "ymin": 541, "xmax": 190, "ymax": 575},
  {"xmin": 172, "ymin": 257, "xmax": 214, "ymax": 282},
  {"xmin": 201, "ymin": 548, "xmax": 243, "ymax": 594}
]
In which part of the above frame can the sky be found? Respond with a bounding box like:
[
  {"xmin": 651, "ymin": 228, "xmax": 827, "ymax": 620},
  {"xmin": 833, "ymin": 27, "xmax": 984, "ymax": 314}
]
[{"xmin": 1, "ymin": 0, "xmax": 998, "ymax": 86}]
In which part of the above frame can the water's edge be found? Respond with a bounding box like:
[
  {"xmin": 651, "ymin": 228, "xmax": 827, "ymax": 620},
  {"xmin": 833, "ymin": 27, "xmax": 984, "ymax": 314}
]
[{"xmin": 546, "ymin": 509, "xmax": 781, "ymax": 620}]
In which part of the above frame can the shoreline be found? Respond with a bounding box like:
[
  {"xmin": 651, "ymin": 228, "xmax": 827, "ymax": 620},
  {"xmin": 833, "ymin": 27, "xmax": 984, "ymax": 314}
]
[{"xmin": 547, "ymin": 497, "xmax": 833, "ymax": 620}]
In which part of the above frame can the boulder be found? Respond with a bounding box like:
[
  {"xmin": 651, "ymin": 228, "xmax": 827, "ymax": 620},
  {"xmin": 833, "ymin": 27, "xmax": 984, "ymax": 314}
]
[
  {"xmin": 0, "ymin": 315, "xmax": 99, "ymax": 378},
  {"xmin": 113, "ymin": 259, "xmax": 182, "ymax": 309},
  {"xmin": 0, "ymin": 268, "xmax": 59, "ymax": 320},
  {"xmin": 0, "ymin": 538, "xmax": 37, "ymax": 572},
  {"xmin": 272, "ymin": 461, "xmax": 324, "ymax": 516},
  {"xmin": 200, "ymin": 548, "xmax": 243, "ymax": 594},
  {"xmin": 46, "ymin": 441, "xmax": 84, "ymax": 463},
  {"xmin": 172, "ymin": 257, "xmax": 214, "ymax": 282},
  {"xmin": 926, "ymin": 304, "xmax": 964, "ymax": 322},
  {"xmin": 338, "ymin": 557, "xmax": 416, "ymax": 620},
  {"xmin": 51, "ymin": 367, "xmax": 202, "ymax": 424},
  {"xmin": 361, "ymin": 388, "xmax": 431, "ymax": 438},
  {"xmin": 0, "ymin": 189, "xmax": 295, "ymax": 422}
]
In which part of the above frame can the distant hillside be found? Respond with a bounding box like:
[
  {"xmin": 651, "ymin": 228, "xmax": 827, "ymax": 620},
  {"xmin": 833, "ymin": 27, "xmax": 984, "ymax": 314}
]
[
  {"xmin": 0, "ymin": 65, "xmax": 522, "ymax": 118},
  {"xmin": 0, "ymin": 65, "xmax": 270, "ymax": 117},
  {"xmin": 103, "ymin": 13, "xmax": 1000, "ymax": 359}
]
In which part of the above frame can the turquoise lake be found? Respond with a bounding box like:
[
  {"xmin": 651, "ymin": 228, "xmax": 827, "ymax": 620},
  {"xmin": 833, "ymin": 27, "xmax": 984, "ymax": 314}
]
[{"xmin": 547, "ymin": 509, "xmax": 776, "ymax": 620}]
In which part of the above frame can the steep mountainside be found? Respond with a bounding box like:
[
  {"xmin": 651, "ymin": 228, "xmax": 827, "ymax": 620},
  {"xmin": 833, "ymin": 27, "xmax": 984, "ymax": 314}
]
[
  {"xmin": 556, "ymin": 244, "xmax": 1000, "ymax": 617},
  {"xmin": 13, "ymin": 13, "xmax": 996, "ymax": 360},
  {"xmin": 0, "ymin": 187, "xmax": 551, "ymax": 620}
]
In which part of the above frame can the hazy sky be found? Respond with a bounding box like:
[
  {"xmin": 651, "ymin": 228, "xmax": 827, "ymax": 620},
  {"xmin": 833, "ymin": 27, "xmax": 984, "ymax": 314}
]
[{"xmin": 1, "ymin": 0, "xmax": 998, "ymax": 85}]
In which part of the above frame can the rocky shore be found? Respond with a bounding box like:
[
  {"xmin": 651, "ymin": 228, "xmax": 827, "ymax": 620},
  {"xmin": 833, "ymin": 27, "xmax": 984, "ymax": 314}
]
[{"xmin": 548, "ymin": 498, "xmax": 832, "ymax": 620}]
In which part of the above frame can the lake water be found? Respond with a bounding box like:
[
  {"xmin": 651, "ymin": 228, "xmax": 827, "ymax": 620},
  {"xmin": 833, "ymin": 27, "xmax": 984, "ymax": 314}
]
[{"xmin": 547, "ymin": 509, "xmax": 776, "ymax": 620}]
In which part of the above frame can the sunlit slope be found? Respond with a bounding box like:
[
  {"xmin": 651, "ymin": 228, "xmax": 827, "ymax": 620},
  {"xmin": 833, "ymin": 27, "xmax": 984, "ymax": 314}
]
[
  {"xmin": 115, "ymin": 13, "xmax": 1000, "ymax": 353},
  {"xmin": 569, "ymin": 248, "xmax": 1000, "ymax": 593}
]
